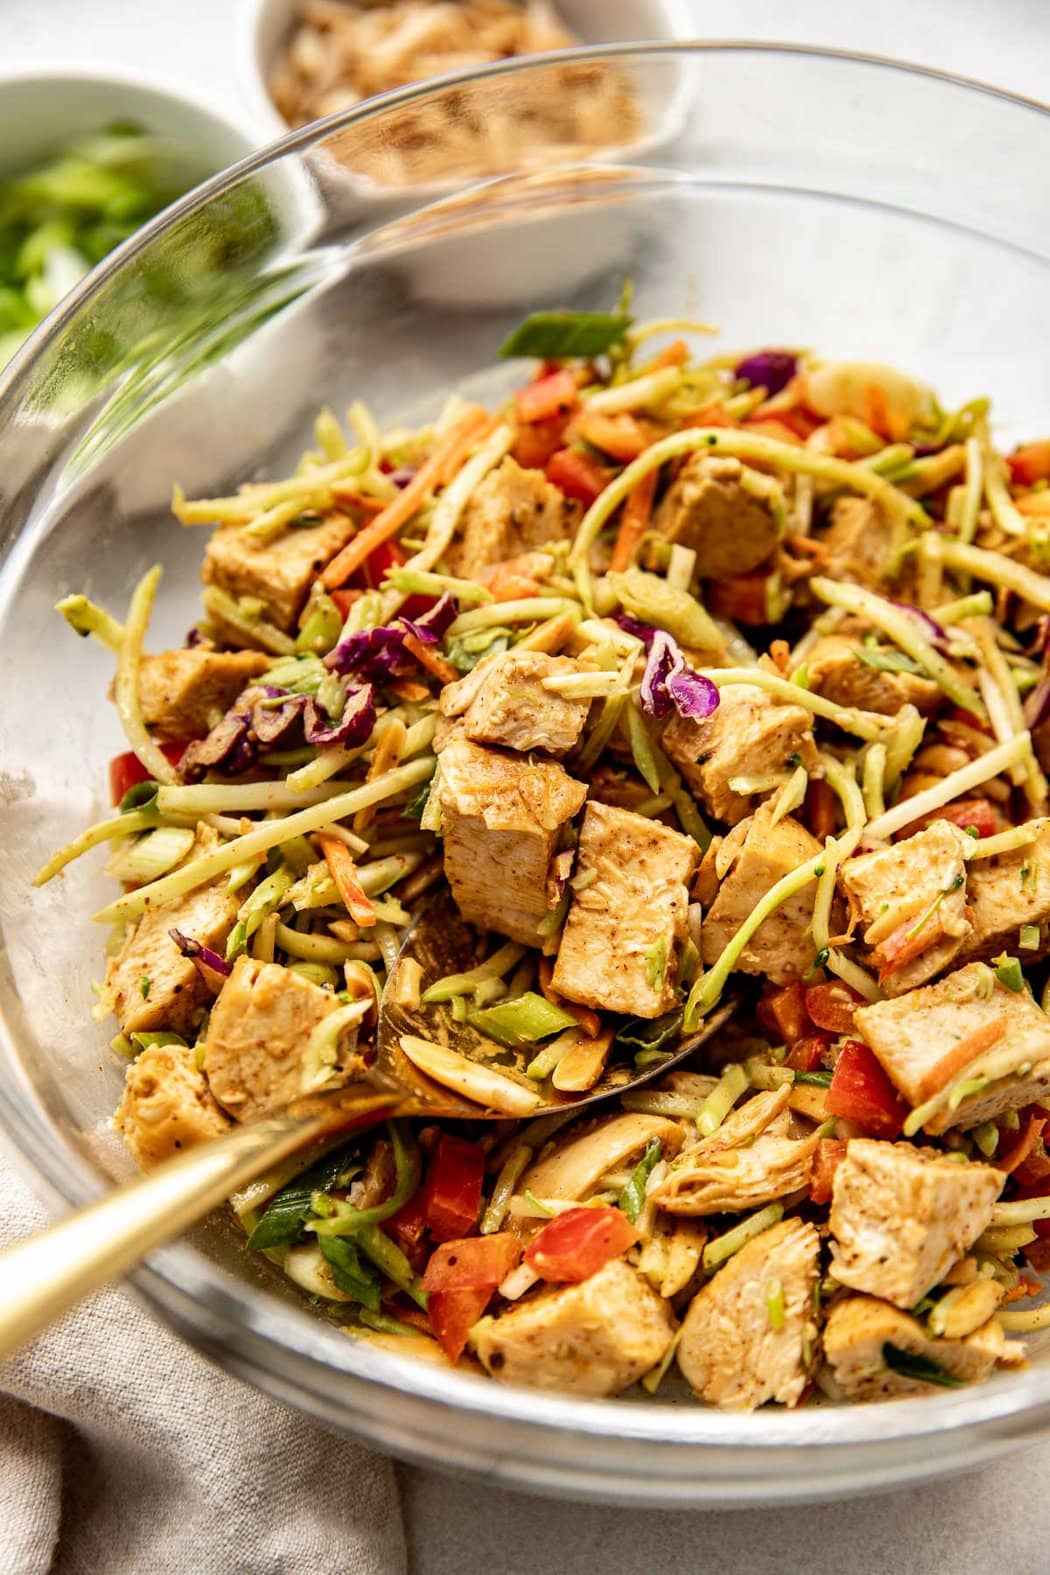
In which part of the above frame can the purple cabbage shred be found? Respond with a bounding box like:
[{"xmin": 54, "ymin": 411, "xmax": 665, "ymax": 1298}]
[
  {"xmin": 639, "ymin": 629, "xmax": 720, "ymax": 724},
  {"xmin": 169, "ymin": 929, "xmax": 231, "ymax": 991},
  {"xmin": 734, "ymin": 351, "xmax": 798, "ymax": 398}
]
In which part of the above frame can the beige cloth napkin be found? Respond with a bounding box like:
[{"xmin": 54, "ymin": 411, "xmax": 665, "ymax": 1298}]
[{"xmin": 0, "ymin": 1150, "xmax": 404, "ymax": 1575}]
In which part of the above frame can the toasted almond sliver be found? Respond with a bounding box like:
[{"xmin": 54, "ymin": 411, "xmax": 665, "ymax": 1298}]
[
  {"xmin": 399, "ymin": 1034, "xmax": 541, "ymax": 1116},
  {"xmin": 551, "ymin": 1031, "xmax": 613, "ymax": 1093}
]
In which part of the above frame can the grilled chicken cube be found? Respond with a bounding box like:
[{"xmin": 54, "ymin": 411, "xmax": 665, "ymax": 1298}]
[
  {"xmin": 136, "ymin": 647, "xmax": 270, "ymax": 741},
  {"xmin": 652, "ymin": 454, "xmax": 783, "ymax": 579},
  {"xmin": 203, "ymin": 956, "xmax": 354, "ymax": 1121},
  {"xmin": 444, "ymin": 457, "xmax": 578, "ymax": 577},
  {"xmin": 472, "ymin": 1258, "xmax": 675, "ymax": 1397},
  {"xmin": 840, "ymin": 820, "xmax": 974, "ymax": 995},
  {"xmin": 202, "ymin": 513, "xmax": 357, "ymax": 633},
  {"xmin": 677, "ymin": 1218, "xmax": 819, "ymax": 1411},
  {"xmin": 653, "ymin": 1085, "xmax": 818, "ymax": 1215},
  {"xmin": 115, "ymin": 1039, "xmax": 230, "ymax": 1170},
  {"xmin": 106, "ymin": 827, "xmax": 239, "ymax": 1038},
  {"xmin": 551, "ymin": 801, "xmax": 699, "ymax": 1018},
  {"xmin": 437, "ymin": 736, "xmax": 587, "ymax": 945},
  {"xmin": 439, "ymin": 648, "xmax": 590, "ymax": 756},
  {"xmin": 806, "ymin": 634, "xmax": 940, "ymax": 717},
  {"xmin": 662, "ymin": 683, "xmax": 819, "ymax": 827},
  {"xmin": 823, "ymin": 1293, "xmax": 1023, "ymax": 1401},
  {"xmin": 817, "ymin": 496, "xmax": 895, "ymax": 589},
  {"xmin": 701, "ymin": 801, "xmax": 824, "ymax": 985},
  {"xmin": 828, "ymin": 1139, "xmax": 1003, "ymax": 1308},
  {"xmin": 959, "ymin": 820, "xmax": 1050, "ymax": 964},
  {"xmin": 855, "ymin": 963, "xmax": 1050, "ymax": 1132}
]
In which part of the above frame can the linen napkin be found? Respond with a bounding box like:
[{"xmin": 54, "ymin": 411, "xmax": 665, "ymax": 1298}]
[{"xmin": 0, "ymin": 1147, "xmax": 405, "ymax": 1575}]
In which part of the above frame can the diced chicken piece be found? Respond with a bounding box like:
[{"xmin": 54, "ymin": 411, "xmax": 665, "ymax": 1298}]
[
  {"xmin": 115, "ymin": 1039, "xmax": 229, "ymax": 1170},
  {"xmin": 551, "ymin": 801, "xmax": 699, "ymax": 1018},
  {"xmin": 677, "ymin": 1218, "xmax": 819, "ymax": 1411},
  {"xmin": 652, "ymin": 454, "xmax": 782, "ymax": 579},
  {"xmin": 204, "ymin": 956, "xmax": 353, "ymax": 1121},
  {"xmin": 816, "ymin": 497, "xmax": 895, "ymax": 590},
  {"xmin": 823, "ymin": 1293, "xmax": 1023, "ymax": 1402},
  {"xmin": 106, "ymin": 827, "xmax": 240, "ymax": 1037},
  {"xmin": 437, "ymin": 736, "xmax": 587, "ymax": 945},
  {"xmin": 444, "ymin": 457, "xmax": 579, "ymax": 578},
  {"xmin": 840, "ymin": 820, "xmax": 974, "ymax": 995},
  {"xmin": 136, "ymin": 647, "xmax": 270, "ymax": 741},
  {"xmin": 522, "ymin": 1113, "xmax": 686, "ymax": 1202},
  {"xmin": 472, "ymin": 1258, "xmax": 675, "ymax": 1397},
  {"xmin": 959, "ymin": 821, "xmax": 1050, "ymax": 964},
  {"xmin": 663, "ymin": 683, "xmax": 819, "ymax": 827},
  {"xmin": 700, "ymin": 801, "xmax": 823, "ymax": 986},
  {"xmin": 828, "ymin": 1139, "xmax": 1002, "ymax": 1308},
  {"xmin": 855, "ymin": 963, "xmax": 1050, "ymax": 1132},
  {"xmin": 439, "ymin": 648, "xmax": 590, "ymax": 756},
  {"xmin": 653, "ymin": 1085, "xmax": 818, "ymax": 1215},
  {"xmin": 202, "ymin": 513, "xmax": 357, "ymax": 633},
  {"xmin": 806, "ymin": 635, "xmax": 940, "ymax": 717}
]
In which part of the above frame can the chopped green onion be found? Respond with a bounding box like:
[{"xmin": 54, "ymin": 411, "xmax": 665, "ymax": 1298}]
[
  {"xmin": 1019, "ymin": 925, "xmax": 1041, "ymax": 950},
  {"xmin": 318, "ymin": 1235, "xmax": 381, "ymax": 1310},
  {"xmin": 881, "ymin": 1343, "xmax": 965, "ymax": 1388},
  {"xmin": 618, "ymin": 1138, "xmax": 662, "ymax": 1223},
  {"xmin": 696, "ymin": 1062, "xmax": 749, "ymax": 1136},
  {"xmin": 468, "ymin": 992, "xmax": 580, "ymax": 1047},
  {"xmin": 481, "ymin": 1145, "xmax": 532, "ymax": 1233},
  {"xmin": 795, "ymin": 1071, "xmax": 833, "ymax": 1087},
  {"xmin": 994, "ymin": 955, "xmax": 1025, "ymax": 993}
]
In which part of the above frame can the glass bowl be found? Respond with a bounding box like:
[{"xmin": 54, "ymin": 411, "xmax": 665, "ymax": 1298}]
[{"xmin": 2, "ymin": 43, "xmax": 1050, "ymax": 1506}]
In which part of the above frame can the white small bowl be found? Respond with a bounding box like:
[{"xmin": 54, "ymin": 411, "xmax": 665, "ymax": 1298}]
[{"xmin": 238, "ymin": 0, "xmax": 695, "ymax": 144}]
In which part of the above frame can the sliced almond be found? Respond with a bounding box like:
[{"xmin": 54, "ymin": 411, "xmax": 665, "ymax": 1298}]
[
  {"xmin": 399, "ymin": 1034, "xmax": 541, "ymax": 1116},
  {"xmin": 929, "ymin": 1278, "xmax": 1004, "ymax": 1340},
  {"xmin": 551, "ymin": 1031, "xmax": 614, "ymax": 1092}
]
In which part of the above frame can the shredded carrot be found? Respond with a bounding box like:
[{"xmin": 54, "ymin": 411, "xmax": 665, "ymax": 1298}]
[
  {"xmin": 916, "ymin": 1016, "xmax": 1009, "ymax": 1102},
  {"xmin": 318, "ymin": 833, "xmax": 377, "ymax": 927},
  {"xmin": 609, "ymin": 467, "xmax": 658, "ymax": 574},
  {"xmin": 401, "ymin": 629, "xmax": 458, "ymax": 685},
  {"xmin": 438, "ymin": 408, "xmax": 499, "ymax": 485},
  {"xmin": 999, "ymin": 1113, "xmax": 1047, "ymax": 1174},
  {"xmin": 321, "ymin": 409, "xmax": 489, "ymax": 588},
  {"xmin": 538, "ymin": 957, "xmax": 601, "ymax": 1038},
  {"xmin": 515, "ymin": 611, "xmax": 577, "ymax": 654},
  {"xmin": 330, "ymin": 489, "xmax": 386, "ymax": 513},
  {"xmin": 875, "ymin": 912, "xmax": 947, "ymax": 980},
  {"xmin": 574, "ymin": 411, "xmax": 649, "ymax": 461},
  {"xmin": 650, "ymin": 339, "xmax": 690, "ymax": 370},
  {"xmin": 354, "ymin": 717, "xmax": 408, "ymax": 833},
  {"xmin": 388, "ymin": 678, "xmax": 431, "ymax": 703},
  {"xmin": 743, "ymin": 417, "xmax": 806, "ymax": 446},
  {"xmin": 1015, "ymin": 492, "xmax": 1050, "ymax": 517}
]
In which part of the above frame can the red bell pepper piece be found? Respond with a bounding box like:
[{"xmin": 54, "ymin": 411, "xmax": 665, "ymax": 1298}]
[
  {"xmin": 511, "ymin": 416, "xmax": 565, "ymax": 471},
  {"xmin": 545, "ymin": 448, "xmax": 609, "ymax": 507},
  {"xmin": 706, "ymin": 570, "xmax": 774, "ymax": 626},
  {"xmin": 427, "ymin": 1286, "xmax": 493, "ymax": 1362},
  {"xmin": 910, "ymin": 799, "xmax": 998, "ymax": 840},
  {"xmin": 386, "ymin": 1191, "xmax": 429, "ymax": 1268},
  {"xmin": 523, "ymin": 1205, "xmax": 637, "ymax": 1284},
  {"xmin": 421, "ymin": 1233, "xmax": 521, "ymax": 1293},
  {"xmin": 810, "ymin": 1138, "xmax": 849, "ymax": 1205},
  {"xmin": 804, "ymin": 982, "xmax": 862, "ymax": 1037},
  {"xmin": 1007, "ymin": 441, "xmax": 1050, "ymax": 488},
  {"xmin": 826, "ymin": 1040, "xmax": 909, "ymax": 1139},
  {"xmin": 787, "ymin": 1035, "xmax": 830, "ymax": 1073},
  {"xmin": 108, "ymin": 742, "xmax": 186, "ymax": 805},
  {"xmin": 515, "ymin": 368, "xmax": 578, "ymax": 425},
  {"xmin": 422, "ymin": 1135, "xmax": 485, "ymax": 1243},
  {"xmin": 764, "ymin": 981, "xmax": 809, "ymax": 1045}
]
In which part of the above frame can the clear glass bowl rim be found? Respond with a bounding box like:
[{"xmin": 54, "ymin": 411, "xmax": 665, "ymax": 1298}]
[{"xmin": 3, "ymin": 39, "xmax": 1050, "ymax": 1489}]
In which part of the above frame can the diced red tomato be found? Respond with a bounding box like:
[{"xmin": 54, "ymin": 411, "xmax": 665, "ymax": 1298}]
[
  {"xmin": 805, "ymin": 982, "xmax": 862, "ymax": 1037},
  {"xmin": 422, "ymin": 1135, "xmax": 485, "ymax": 1243},
  {"xmin": 1024, "ymin": 1236, "xmax": 1050, "ymax": 1273},
  {"xmin": 515, "ymin": 368, "xmax": 578, "ymax": 425},
  {"xmin": 765, "ymin": 981, "xmax": 809, "ymax": 1046},
  {"xmin": 511, "ymin": 415, "xmax": 565, "ymax": 471},
  {"xmin": 707, "ymin": 571, "xmax": 773, "ymax": 626},
  {"xmin": 998, "ymin": 1112, "xmax": 1047, "ymax": 1176},
  {"xmin": 427, "ymin": 1286, "xmax": 493, "ymax": 1362},
  {"xmin": 806, "ymin": 779, "xmax": 838, "ymax": 841},
  {"xmin": 786, "ymin": 1035, "xmax": 829, "ymax": 1073},
  {"xmin": 421, "ymin": 1233, "xmax": 521, "ymax": 1293},
  {"xmin": 386, "ymin": 1191, "xmax": 428, "ymax": 1268},
  {"xmin": 523, "ymin": 1205, "xmax": 637, "ymax": 1284},
  {"xmin": 354, "ymin": 538, "xmax": 407, "ymax": 590},
  {"xmin": 910, "ymin": 798, "xmax": 998, "ymax": 840},
  {"xmin": 810, "ymin": 1139, "xmax": 849, "ymax": 1205},
  {"xmin": 108, "ymin": 742, "xmax": 186, "ymax": 805},
  {"xmin": 330, "ymin": 588, "xmax": 362, "ymax": 621},
  {"xmin": 826, "ymin": 1040, "xmax": 909, "ymax": 1140},
  {"xmin": 1007, "ymin": 441, "xmax": 1050, "ymax": 488},
  {"xmin": 545, "ymin": 448, "xmax": 609, "ymax": 507}
]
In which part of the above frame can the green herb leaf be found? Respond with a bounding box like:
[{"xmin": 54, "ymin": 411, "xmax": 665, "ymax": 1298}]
[
  {"xmin": 618, "ymin": 1137, "xmax": 662, "ymax": 1223},
  {"xmin": 318, "ymin": 1234, "xmax": 381, "ymax": 1310},
  {"xmin": 882, "ymin": 1342, "xmax": 966, "ymax": 1388},
  {"xmin": 246, "ymin": 1144, "xmax": 361, "ymax": 1251},
  {"xmin": 499, "ymin": 309, "xmax": 632, "ymax": 360}
]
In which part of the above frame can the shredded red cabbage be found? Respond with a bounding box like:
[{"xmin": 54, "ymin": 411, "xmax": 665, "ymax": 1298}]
[
  {"xmin": 181, "ymin": 681, "xmax": 376, "ymax": 779},
  {"xmin": 325, "ymin": 592, "xmax": 457, "ymax": 680},
  {"xmin": 891, "ymin": 600, "xmax": 951, "ymax": 651},
  {"xmin": 169, "ymin": 928, "xmax": 231, "ymax": 991},
  {"xmin": 639, "ymin": 629, "xmax": 720, "ymax": 723},
  {"xmin": 734, "ymin": 351, "xmax": 798, "ymax": 397}
]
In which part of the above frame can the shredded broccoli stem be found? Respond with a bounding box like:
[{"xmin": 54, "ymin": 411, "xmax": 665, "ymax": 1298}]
[
  {"xmin": 966, "ymin": 820, "xmax": 1046, "ymax": 859},
  {"xmin": 404, "ymin": 423, "xmax": 513, "ymax": 575},
  {"xmin": 113, "ymin": 565, "xmax": 178, "ymax": 786},
  {"xmin": 92, "ymin": 756, "xmax": 435, "ymax": 925},
  {"xmin": 826, "ymin": 950, "xmax": 884, "ymax": 1002},
  {"xmin": 767, "ymin": 764, "xmax": 809, "ymax": 828},
  {"xmin": 821, "ymin": 753, "xmax": 867, "ymax": 833},
  {"xmin": 156, "ymin": 781, "xmax": 358, "ymax": 817},
  {"xmin": 702, "ymin": 1203, "xmax": 784, "ymax": 1271},
  {"xmin": 1000, "ymin": 1304, "xmax": 1050, "ymax": 1333},
  {"xmin": 421, "ymin": 941, "xmax": 527, "ymax": 1002},
  {"xmin": 969, "ymin": 618, "xmax": 1047, "ymax": 807},
  {"xmin": 569, "ymin": 427, "xmax": 928, "ymax": 605},
  {"xmin": 55, "ymin": 594, "xmax": 124, "ymax": 651},
  {"xmin": 700, "ymin": 668, "xmax": 892, "ymax": 743},
  {"xmin": 933, "ymin": 590, "xmax": 994, "ymax": 625},
  {"xmin": 882, "ymin": 703, "xmax": 927, "ymax": 792},
  {"xmin": 311, "ymin": 1121, "xmax": 421, "ymax": 1235},
  {"xmin": 172, "ymin": 448, "xmax": 369, "ymax": 525},
  {"xmin": 583, "ymin": 364, "xmax": 681, "ymax": 414},
  {"xmin": 299, "ymin": 997, "xmax": 371, "ymax": 1093},
  {"xmin": 35, "ymin": 807, "xmax": 167, "ymax": 885},
  {"xmin": 991, "ymin": 1196, "xmax": 1050, "ymax": 1225},
  {"xmin": 983, "ymin": 443, "xmax": 1027, "ymax": 537},
  {"xmin": 811, "ymin": 836, "xmax": 844, "ymax": 954},
  {"xmin": 447, "ymin": 597, "xmax": 579, "ymax": 637},
  {"xmin": 809, "ymin": 576, "xmax": 986, "ymax": 719},
  {"xmin": 862, "ymin": 743, "xmax": 887, "ymax": 823},
  {"xmin": 866, "ymin": 734, "xmax": 1033, "ymax": 842},
  {"xmin": 935, "ymin": 539, "xmax": 1050, "ymax": 612},
  {"xmin": 696, "ymin": 1062, "xmax": 748, "ymax": 1136},
  {"xmin": 384, "ymin": 568, "xmax": 493, "ymax": 604},
  {"xmin": 200, "ymin": 586, "xmax": 297, "ymax": 655},
  {"xmin": 956, "ymin": 436, "xmax": 985, "ymax": 546},
  {"xmin": 480, "ymin": 1145, "xmax": 533, "ymax": 1233}
]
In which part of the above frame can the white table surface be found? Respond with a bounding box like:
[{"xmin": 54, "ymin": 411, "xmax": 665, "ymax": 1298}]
[{"xmin": 7, "ymin": 1, "xmax": 1050, "ymax": 1570}]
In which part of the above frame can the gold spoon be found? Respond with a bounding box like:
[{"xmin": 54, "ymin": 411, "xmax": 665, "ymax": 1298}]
[{"xmin": 0, "ymin": 897, "xmax": 731, "ymax": 1363}]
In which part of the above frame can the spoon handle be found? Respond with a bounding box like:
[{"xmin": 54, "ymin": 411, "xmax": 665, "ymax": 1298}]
[{"xmin": 0, "ymin": 1088, "xmax": 397, "ymax": 1365}]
